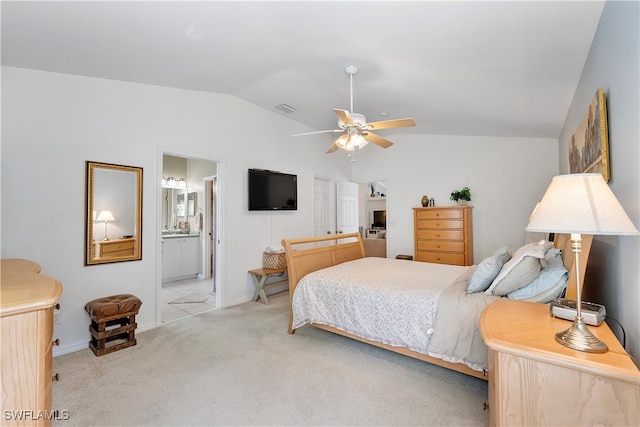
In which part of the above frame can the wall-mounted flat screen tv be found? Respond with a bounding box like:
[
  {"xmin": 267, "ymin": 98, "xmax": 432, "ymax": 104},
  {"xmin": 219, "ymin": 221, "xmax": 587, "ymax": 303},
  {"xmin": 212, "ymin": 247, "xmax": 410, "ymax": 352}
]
[{"xmin": 248, "ymin": 169, "xmax": 297, "ymax": 211}]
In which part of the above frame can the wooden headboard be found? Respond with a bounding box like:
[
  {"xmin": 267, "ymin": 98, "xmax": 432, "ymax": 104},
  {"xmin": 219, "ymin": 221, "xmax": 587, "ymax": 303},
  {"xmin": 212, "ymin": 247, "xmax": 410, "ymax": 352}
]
[{"xmin": 554, "ymin": 233, "xmax": 593, "ymax": 301}]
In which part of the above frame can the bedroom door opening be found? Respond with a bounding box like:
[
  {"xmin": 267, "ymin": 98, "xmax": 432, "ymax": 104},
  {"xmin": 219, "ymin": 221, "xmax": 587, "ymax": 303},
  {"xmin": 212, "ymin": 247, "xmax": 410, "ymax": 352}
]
[
  {"xmin": 159, "ymin": 150, "xmax": 222, "ymax": 325},
  {"xmin": 359, "ymin": 180, "xmax": 388, "ymax": 257}
]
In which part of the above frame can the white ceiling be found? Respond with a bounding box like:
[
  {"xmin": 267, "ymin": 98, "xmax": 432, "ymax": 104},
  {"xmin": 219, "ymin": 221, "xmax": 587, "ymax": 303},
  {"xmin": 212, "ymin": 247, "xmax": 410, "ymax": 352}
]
[{"xmin": 1, "ymin": 1, "xmax": 605, "ymax": 139}]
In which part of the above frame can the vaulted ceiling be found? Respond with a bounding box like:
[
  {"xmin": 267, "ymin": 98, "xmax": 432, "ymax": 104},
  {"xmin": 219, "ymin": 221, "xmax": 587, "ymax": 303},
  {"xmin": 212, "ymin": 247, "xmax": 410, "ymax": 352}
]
[{"xmin": 1, "ymin": 1, "xmax": 605, "ymax": 139}]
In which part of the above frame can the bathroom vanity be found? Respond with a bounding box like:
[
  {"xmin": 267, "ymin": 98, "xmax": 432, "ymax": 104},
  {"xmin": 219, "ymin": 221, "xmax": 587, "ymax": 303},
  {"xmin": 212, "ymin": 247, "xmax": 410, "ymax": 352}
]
[{"xmin": 161, "ymin": 233, "xmax": 200, "ymax": 282}]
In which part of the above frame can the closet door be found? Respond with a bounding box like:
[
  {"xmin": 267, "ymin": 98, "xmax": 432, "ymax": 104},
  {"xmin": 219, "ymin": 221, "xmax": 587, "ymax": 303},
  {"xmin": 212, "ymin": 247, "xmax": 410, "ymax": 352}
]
[{"xmin": 336, "ymin": 180, "xmax": 358, "ymax": 234}]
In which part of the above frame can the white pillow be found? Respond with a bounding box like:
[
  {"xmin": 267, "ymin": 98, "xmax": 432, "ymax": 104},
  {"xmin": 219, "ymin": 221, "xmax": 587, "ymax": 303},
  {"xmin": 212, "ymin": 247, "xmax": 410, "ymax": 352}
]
[
  {"xmin": 466, "ymin": 245, "xmax": 512, "ymax": 294},
  {"xmin": 485, "ymin": 242, "xmax": 546, "ymax": 296}
]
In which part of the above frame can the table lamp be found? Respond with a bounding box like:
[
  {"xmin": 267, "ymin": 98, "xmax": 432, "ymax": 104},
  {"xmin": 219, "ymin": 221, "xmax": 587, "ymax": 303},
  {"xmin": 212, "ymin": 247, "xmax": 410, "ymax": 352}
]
[
  {"xmin": 96, "ymin": 210, "xmax": 115, "ymax": 241},
  {"xmin": 526, "ymin": 173, "xmax": 639, "ymax": 353}
]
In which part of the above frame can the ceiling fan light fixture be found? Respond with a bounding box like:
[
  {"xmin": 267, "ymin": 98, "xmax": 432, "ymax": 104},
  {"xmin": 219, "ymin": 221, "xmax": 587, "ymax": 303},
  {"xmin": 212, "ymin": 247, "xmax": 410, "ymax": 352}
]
[
  {"xmin": 335, "ymin": 134, "xmax": 349, "ymax": 149},
  {"xmin": 334, "ymin": 133, "xmax": 366, "ymax": 152},
  {"xmin": 351, "ymin": 133, "xmax": 366, "ymax": 149}
]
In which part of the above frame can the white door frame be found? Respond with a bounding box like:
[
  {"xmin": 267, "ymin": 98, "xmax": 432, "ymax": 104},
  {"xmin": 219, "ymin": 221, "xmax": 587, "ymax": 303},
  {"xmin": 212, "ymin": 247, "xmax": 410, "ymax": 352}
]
[
  {"xmin": 203, "ymin": 175, "xmax": 216, "ymax": 284},
  {"xmin": 157, "ymin": 146, "xmax": 225, "ymax": 327}
]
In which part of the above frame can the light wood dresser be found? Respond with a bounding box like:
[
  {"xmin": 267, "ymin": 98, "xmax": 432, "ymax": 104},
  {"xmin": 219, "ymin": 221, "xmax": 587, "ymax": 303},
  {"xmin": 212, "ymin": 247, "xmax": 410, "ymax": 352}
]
[
  {"xmin": 94, "ymin": 237, "xmax": 135, "ymax": 258},
  {"xmin": 413, "ymin": 206, "xmax": 473, "ymax": 266},
  {"xmin": 480, "ymin": 299, "xmax": 640, "ymax": 426},
  {"xmin": 1, "ymin": 259, "xmax": 63, "ymax": 426}
]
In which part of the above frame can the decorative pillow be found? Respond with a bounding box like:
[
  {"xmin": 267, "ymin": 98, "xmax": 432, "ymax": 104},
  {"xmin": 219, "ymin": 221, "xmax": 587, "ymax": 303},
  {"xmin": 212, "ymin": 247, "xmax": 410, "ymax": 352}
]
[
  {"xmin": 466, "ymin": 245, "xmax": 512, "ymax": 294},
  {"xmin": 507, "ymin": 252, "xmax": 568, "ymax": 303},
  {"xmin": 492, "ymin": 245, "xmax": 512, "ymax": 265},
  {"xmin": 466, "ymin": 256, "xmax": 504, "ymax": 293},
  {"xmin": 485, "ymin": 242, "xmax": 546, "ymax": 296}
]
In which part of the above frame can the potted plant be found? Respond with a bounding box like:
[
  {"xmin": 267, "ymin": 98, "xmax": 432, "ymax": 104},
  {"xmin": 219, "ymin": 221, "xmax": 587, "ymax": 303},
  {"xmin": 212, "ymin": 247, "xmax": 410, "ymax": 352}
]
[
  {"xmin": 369, "ymin": 182, "xmax": 376, "ymax": 198},
  {"xmin": 450, "ymin": 187, "xmax": 471, "ymax": 205}
]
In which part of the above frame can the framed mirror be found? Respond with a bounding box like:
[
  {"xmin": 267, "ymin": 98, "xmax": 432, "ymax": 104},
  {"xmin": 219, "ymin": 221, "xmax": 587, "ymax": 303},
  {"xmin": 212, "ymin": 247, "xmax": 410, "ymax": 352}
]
[{"xmin": 85, "ymin": 161, "xmax": 143, "ymax": 265}]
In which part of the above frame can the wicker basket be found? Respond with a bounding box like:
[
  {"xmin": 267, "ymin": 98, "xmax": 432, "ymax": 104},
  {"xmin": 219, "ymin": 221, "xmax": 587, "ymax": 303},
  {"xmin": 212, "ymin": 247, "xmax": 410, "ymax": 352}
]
[{"xmin": 263, "ymin": 252, "xmax": 287, "ymax": 269}]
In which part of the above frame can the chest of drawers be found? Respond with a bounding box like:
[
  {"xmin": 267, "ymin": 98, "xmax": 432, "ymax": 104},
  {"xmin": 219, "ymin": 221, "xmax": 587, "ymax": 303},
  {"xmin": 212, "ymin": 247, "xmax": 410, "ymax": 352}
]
[
  {"xmin": 95, "ymin": 237, "xmax": 135, "ymax": 258},
  {"xmin": 1, "ymin": 259, "xmax": 63, "ymax": 426},
  {"xmin": 413, "ymin": 206, "xmax": 473, "ymax": 266}
]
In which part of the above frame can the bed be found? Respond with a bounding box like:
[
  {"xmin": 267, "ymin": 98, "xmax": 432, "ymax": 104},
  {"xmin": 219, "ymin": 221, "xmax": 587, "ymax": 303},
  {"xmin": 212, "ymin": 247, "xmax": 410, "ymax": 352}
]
[{"xmin": 282, "ymin": 232, "xmax": 592, "ymax": 380}]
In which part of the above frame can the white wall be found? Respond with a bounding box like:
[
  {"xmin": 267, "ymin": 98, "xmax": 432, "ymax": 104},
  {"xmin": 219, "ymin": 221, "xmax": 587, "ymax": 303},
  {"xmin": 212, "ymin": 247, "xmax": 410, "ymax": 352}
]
[
  {"xmin": 351, "ymin": 133, "xmax": 560, "ymax": 261},
  {"xmin": 0, "ymin": 67, "xmax": 350, "ymax": 355},
  {"xmin": 558, "ymin": 0, "xmax": 640, "ymax": 362}
]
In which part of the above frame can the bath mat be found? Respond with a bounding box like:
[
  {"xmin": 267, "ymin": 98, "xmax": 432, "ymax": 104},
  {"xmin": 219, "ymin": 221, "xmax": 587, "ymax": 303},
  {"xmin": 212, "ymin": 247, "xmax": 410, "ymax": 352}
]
[{"xmin": 169, "ymin": 290, "xmax": 210, "ymax": 304}]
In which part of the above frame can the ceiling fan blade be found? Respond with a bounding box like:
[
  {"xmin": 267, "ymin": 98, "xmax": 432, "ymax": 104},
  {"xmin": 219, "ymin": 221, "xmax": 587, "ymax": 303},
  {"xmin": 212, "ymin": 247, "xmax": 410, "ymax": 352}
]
[
  {"xmin": 292, "ymin": 129, "xmax": 342, "ymax": 137},
  {"xmin": 366, "ymin": 118, "xmax": 416, "ymax": 130},
  {"xmin": 326, "ymin": 142, "xmax": 339, "ymax": 153},
  {"xmin": 333, "ymin": 109, "xmax": 356, "ymax": 126},
  {"xmin": 362, "ymin": 132, "xmax": 394, "ymax": 149}
]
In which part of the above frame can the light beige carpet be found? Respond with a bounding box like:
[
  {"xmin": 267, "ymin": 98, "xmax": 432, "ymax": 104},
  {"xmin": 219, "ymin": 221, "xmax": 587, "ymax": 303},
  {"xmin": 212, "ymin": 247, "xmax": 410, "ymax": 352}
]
[{"xmin": 53, "ymin": 292, "xmax": 488, "ymax": 426}]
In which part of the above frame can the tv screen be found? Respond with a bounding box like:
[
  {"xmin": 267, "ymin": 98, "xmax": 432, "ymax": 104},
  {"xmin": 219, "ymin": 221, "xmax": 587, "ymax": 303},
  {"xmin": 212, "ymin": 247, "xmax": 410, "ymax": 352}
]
[
  {"xmin": 248, "ymin": 169, "xmax": 297, "ymax": 211},
  {"xmin": 373, "ymin": 210, "xmax": 386, "ymax": 228}
]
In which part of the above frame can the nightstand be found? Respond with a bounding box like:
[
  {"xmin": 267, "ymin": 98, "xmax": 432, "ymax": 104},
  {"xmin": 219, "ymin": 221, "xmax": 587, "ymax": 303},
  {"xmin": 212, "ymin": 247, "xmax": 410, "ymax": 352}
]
[{"xmin": 480, "ymin": 299, "xmax": 639, "ymax": 426}]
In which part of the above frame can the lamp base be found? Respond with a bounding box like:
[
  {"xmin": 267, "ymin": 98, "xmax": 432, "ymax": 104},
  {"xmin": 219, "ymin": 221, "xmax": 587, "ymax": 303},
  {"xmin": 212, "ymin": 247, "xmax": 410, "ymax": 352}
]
[
  {"xmin": 555, "ymin": 317, "xmax": 608, "ymax": 353},
  {"xmin": 102, "ymin": 236, "xmax": 110, "ymax": 241}
]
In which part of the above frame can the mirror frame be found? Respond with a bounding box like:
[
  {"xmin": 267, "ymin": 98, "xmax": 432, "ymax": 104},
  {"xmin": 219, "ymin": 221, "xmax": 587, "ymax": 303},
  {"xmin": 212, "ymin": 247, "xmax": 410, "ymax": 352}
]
[{"xmin": 85, "ymin": 161, "xmax": 143, "ymax": 265}]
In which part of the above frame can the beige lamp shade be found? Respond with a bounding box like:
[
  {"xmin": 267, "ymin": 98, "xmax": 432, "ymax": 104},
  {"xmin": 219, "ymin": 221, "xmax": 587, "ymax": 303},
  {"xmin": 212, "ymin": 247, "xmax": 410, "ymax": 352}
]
[
  {"xmin": 526, "ymin": 174, "xmax": 639, "ymax": 235},
  {"xmin": 96, "ymin": 210, "xmax": 115, "ymax": 222}
]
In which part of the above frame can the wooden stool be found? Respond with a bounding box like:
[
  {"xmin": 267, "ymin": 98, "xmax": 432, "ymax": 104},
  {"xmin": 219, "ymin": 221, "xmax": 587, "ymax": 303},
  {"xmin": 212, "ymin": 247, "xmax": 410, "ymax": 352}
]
[{"xmin": 85, "ymin": 294, "xmax": 142, "ymax": 357}]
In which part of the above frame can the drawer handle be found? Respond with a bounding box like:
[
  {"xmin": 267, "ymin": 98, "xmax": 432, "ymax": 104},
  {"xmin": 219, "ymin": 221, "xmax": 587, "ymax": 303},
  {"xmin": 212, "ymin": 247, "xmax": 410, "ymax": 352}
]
[
  {"xmin": 436, "ymin": 234, "xmax": 440, "ymax": 238},
  {"xmin": 436, "ymin": 213, "xmax": 440, "ymax": 217},
  {"xmin": 52, "ymin": 373, "xmax": 60, "ymax": 382},
  {"xmin": 436, "ymin": 245, "xmax": 441, "ymax": 248},
  {"xmin": 483, "ymin": 402, "xmax": 489, "ymax": 411},
  {"xmin": 437, "ymin": 257, "xmax": 441, "ymax": 261},
  {"xmin": 53, "ymin": 338, "xmax": 60, "ymax": 346}
]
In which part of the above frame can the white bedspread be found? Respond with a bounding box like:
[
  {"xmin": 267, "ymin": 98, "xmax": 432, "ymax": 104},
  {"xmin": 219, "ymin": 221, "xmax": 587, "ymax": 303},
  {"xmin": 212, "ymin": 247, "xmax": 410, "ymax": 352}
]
[{"xmin": 292, "ymin": 257, "xmax": 469, "ymax": 355}]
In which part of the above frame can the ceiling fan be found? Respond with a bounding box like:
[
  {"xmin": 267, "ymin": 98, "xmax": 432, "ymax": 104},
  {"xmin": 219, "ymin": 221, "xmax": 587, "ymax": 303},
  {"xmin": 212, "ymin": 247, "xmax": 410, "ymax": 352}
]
[{"xmin": 293, "ymin": 65, "xmax": 416, "ymax": 153}]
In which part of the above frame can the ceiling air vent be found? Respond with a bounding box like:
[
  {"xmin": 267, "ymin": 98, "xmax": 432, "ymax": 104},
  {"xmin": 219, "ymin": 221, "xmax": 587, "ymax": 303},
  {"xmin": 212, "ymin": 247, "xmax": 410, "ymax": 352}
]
[{"xmin": 275, "ymin": 103, "xmax": 296, "ymax": 114}]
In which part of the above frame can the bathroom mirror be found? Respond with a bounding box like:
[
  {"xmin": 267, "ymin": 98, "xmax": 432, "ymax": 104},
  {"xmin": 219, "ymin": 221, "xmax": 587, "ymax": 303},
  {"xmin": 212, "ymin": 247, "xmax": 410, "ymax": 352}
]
[
  {"xmin": 188, "ymin": 192, "xmax": 197, "ymax": 216},
  {"xmin": 85, "ymin": 161, "xmax": 143, "ymax": 265},
  {"xmin": 162, "ymin": 188, "xmax": 187, "ymax": 229},
  {"xmin": 176, "ymin": 192, "xmax": 186, "ymax": 217}
]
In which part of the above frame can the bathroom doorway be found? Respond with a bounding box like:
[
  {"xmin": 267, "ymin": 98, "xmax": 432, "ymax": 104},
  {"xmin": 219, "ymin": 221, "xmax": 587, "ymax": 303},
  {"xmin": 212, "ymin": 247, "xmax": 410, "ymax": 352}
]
[{"xmin": 158, "ymin": 149, "xmax": 222, "ymax": 324}]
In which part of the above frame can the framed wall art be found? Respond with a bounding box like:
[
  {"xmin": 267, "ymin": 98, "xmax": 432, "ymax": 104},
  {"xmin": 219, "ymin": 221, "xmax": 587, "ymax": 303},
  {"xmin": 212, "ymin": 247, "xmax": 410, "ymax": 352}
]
[{"xmin": 568, "ymin": 87, "xmax": 610, "ymax": 181}]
